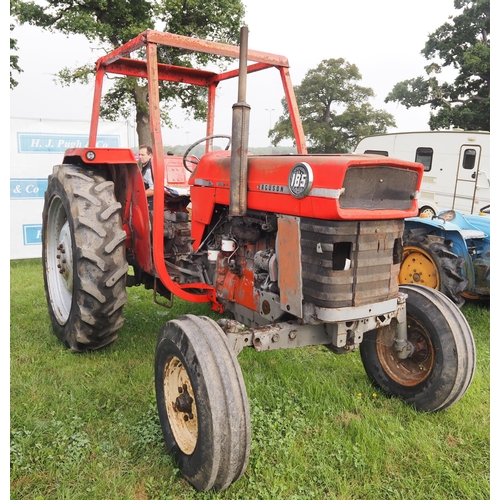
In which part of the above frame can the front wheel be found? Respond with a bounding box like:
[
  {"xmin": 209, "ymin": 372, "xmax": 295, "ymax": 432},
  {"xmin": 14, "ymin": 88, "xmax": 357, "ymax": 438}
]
[
  {"xmin": 359, "ymin": 285, "xmax": 476, "ymax": 412},
  {"xmin": 42, "ymin": 165, "xmax": 128, "ymax": 352},
  {"xmin": 155, "ymin": 314, "xmax": 251, "ymax": 492}
]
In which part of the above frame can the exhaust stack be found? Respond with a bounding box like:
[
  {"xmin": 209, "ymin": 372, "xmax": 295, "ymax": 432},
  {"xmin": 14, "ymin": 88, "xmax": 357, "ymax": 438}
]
[{"xmin": 229, "ymin": 26, "xmax": 251, "ymax": 217}]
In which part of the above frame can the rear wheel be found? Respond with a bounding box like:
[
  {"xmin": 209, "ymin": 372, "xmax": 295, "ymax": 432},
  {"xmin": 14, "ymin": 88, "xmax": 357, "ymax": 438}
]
[
  {"xmin": 399, "ymin": 228, "xmax": 467, "ymax": 306},
  {"xmin": 42, "ymin": 165, "xmax": 128, "ymax": 352},
  {"xmin": 155, "ymin": 314, "xmax": 251, "ymax": 492},
  {"xmin": 359, "ymin": 285, "xmax": 476, "ymax": 412}
]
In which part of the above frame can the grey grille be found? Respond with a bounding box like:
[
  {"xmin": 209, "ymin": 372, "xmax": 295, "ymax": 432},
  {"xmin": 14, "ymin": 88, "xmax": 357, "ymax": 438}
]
[
  {"xmin": 340, "ymin": 166, "xmax": 418, "ymax": 210},
  {"xmin": 300, "ymin": 218, "xmax": 403, "ymax": 308}
]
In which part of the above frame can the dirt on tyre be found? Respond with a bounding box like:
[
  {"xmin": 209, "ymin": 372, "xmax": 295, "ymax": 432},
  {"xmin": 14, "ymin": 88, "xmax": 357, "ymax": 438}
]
[
  {"xmin": 155, "ymin": 314, "xmax": 251, "ymax": 492},
  {"xmin": 42, "ymin": 164, "xmax": 128, "ymax": 352},
  {"xmin": 399, "ymin": 228, "xmax": 468, "ymax": 307},
  {"xmin": 359, "ymin": 284, "xmax": 476, "ymax": 412}
]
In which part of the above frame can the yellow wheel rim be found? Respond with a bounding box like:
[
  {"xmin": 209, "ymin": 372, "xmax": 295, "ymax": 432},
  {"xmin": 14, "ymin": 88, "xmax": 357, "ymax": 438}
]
[
  {"xmin": 398, "ymin": 246, "xmax": 440, "ymax": 289},
  {"xmin": 163, "ymin": 355, "xmax": 198, "ymax": 455}
]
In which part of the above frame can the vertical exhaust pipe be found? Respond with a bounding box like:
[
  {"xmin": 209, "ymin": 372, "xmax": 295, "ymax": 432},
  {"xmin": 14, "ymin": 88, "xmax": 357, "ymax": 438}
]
[{"xmin": 229, "ymin": 26, "xmax": 251, "ymax": 217}]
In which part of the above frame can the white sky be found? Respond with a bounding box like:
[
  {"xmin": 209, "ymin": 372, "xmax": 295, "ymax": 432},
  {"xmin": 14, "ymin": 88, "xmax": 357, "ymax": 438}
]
[{"xmin": 9, "ymin": 0, "xmax": 461, "ymax": 148}]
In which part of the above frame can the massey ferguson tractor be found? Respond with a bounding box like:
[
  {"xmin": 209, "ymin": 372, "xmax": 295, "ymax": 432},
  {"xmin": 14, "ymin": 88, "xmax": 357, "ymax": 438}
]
[{"xmin": 42, "ymin": 27, "xmax": 476, "ymax": 492}]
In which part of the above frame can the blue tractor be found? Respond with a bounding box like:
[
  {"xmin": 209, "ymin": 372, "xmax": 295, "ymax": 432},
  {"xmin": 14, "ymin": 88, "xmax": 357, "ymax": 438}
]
[{"xmin": 399, "ymin": 206, "xmax": 490, "ymax": 307}]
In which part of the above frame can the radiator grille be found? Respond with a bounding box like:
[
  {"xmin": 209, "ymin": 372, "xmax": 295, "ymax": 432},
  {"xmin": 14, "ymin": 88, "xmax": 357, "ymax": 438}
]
[
  {"xmin": 300, "ymin": 218, "xmax": 403, "ymax": 308},
  {"xmin": 340, "ymin": 166, "xmax": 418, "ymax": 210}
]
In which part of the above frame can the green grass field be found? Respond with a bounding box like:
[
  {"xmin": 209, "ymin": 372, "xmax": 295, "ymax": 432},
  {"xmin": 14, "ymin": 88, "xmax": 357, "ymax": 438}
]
[{"xmin": 10, "ymin": 258, "xmax": 490, "ymax": 499}]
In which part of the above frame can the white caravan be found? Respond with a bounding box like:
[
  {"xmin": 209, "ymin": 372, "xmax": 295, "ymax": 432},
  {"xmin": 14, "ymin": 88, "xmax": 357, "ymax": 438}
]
[{"xmin": 354, "ymin": 130, "xmax": 490, "ymax": 216}]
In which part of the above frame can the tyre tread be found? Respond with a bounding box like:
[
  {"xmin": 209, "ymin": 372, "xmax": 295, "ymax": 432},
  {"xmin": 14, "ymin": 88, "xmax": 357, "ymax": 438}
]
[{"xmin": 42, "ymin": 165, "xmax": 127, "ymax": 352}]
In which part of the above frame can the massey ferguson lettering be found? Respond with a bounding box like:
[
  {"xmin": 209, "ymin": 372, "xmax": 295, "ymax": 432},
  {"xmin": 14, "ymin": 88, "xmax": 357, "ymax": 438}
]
[{"xmin": 257, "ymin": 184, "xmax": 288, "ymax": 193}]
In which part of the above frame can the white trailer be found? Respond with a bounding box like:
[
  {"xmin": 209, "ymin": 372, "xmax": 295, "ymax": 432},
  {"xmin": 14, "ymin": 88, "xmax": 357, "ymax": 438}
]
[{"xmin": 354, "ymin": 130, "xmax": 490, "ymax": 216}]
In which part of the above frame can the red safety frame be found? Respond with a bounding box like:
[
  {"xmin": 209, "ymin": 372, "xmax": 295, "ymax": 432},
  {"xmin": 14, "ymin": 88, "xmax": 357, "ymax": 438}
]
[{"xmin": 86, "ymin": 29, "xmax": 306, "ymax": 307}]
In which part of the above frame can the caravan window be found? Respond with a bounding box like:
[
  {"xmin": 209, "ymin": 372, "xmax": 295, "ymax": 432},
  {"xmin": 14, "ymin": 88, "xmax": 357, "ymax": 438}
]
[
  {"xmin": 462, "ymin": 149, "xmax": 476, "ymax": 170},
  {"xmin": 415, "ymin": 148, "xmax": 433, "ymax": 171},
  {"xmin": 363, "ymin": 150, "xmax": 388, "ymax": 156}
]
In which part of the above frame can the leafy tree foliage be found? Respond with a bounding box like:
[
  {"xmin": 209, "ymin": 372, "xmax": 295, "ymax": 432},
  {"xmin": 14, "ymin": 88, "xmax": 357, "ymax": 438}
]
[
  {"xmin": 269, "ymin": 59, "xmax": 396, "ymax": 153},
  {"xmin": 10, "ymin": 29, "xmax": 22, "ymax": 90},
  {"xmin": 10, "ymin": 0, "xmax": 245, "ymax": 145},
  {"xmin": 10, "ymin": 0, "xmax": 23, "ymax": 89},
  {"xmin": 385, "ymin": 0, "xmax": 489, "ymax": 131}
]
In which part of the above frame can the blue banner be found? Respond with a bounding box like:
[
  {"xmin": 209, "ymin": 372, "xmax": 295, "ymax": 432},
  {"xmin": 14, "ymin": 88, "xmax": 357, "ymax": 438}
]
[
  {"xmin": 11, "ymin": 178, "xmax": 48, "ymax": 199},
  {"xmin": 17, "ymin": 133, "xmax": 120, "ymax": 153},
  {"xmin": 23, "ymin": 224, "xmax": 42, "ymax": 245}
]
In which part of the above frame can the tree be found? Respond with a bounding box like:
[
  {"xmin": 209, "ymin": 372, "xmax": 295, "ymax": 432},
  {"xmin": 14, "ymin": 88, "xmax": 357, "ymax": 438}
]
[
  {"xmin": 10, "ymin": 0, "xmax": 245, "ymax": 145},
  {"xmin": 10, "ymin": 0, "xmax": 23, "ymax": 89},
  {"xmin": 10, "ymin": 29, "xmax": 22, "ymax": 90},
  {"xmin": 269, "ymin": 58, "xmax": 396, "ymax": 154},
  {"xmin": 385, "ymin": 0, "xmax": 489, "ymax": 131}
]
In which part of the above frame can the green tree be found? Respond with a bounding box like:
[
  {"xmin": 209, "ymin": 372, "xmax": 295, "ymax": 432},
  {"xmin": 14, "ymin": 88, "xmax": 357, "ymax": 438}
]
[
  {"xmin": 10, "ymin": 28, "xmax": 22, "ymax": 90},
  {"xmin": 10, "ymin": 0, "xmax": 245, "ymax": 145},
  {"xmin": 385, "ymin": 0, "xmax": 489, "ymax": 131},
  {"xmin": 10, "ymin": 0, "xmax": 23, "ymax": 89},
  {"xmin": 269, "ymin": 58, "xmax": 396, "ymax": 154}
]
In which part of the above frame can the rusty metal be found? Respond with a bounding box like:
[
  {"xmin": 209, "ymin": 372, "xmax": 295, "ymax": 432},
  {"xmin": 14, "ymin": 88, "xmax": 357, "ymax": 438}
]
[
  {"xmin": 229, "ymin": 26, "xmax": 251, "ymax": 218},
  {"xmin": 376, "ymin": 316, "xmax": 435, "ymax": 387},
  {"xmin": 276, "ymin": 215, "xmax": 303, "ymax": 317}
]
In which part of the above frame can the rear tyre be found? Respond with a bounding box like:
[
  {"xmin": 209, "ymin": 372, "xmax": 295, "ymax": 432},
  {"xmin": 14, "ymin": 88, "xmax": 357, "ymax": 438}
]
[
  {"xmin": 155, "ymin": 314, "xmax": 251, "ymax": 492},
  {"xmin": 359, "ymin": 285, "xmax": 476, "ymax": 412},
  {"xmin": 42, "ymin": 165, "xmax": 128, "ymax": 352},
  {"xmin": 399, "ymin": 228, "xmax": 467, "ymax": 306}
]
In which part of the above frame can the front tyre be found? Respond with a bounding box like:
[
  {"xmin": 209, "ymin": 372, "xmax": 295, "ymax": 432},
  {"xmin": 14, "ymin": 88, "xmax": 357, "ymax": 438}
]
[
  {"xmin": 42, "ymin": 165, "xmax": 128, "ymax": 352},
  {"xmin": 359, "ymin": 285, "xmax": 475, "ymax": 412},
  {"xmin": 155, "ymin": 314, "xmax": 251, "ymax": 492}
]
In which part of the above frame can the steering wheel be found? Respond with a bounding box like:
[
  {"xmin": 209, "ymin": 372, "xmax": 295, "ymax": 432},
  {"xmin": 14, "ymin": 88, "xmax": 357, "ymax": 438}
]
[{"xmin": 182, "ymin": 134, "xmax": 231, "ymax": 173}]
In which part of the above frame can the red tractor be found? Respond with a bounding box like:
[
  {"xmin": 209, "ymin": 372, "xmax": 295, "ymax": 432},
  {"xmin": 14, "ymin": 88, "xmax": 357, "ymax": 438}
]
[{"xmin": 42, "ymin": 27, "xmax": 476, "ymax": 492}]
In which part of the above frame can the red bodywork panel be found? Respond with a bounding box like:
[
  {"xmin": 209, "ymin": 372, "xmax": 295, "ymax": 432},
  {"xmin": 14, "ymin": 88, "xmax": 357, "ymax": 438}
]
[
  {"xmin": 189, "ymin": 150, "xmax": 423, "ymax": 249},
  {"xmin": 164, "ymin": 156, "xmax": 191, "ymax": 191}
]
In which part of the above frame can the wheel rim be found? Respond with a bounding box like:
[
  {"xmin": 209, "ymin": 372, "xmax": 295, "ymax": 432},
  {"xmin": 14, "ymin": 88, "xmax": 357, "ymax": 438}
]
[
  {"xmin": 419, "ymin": 207, "xmax": 435, "ymax": 218},
  {"xmin": 399, "ymin": 246, "xmax": 440, "ymax": 289},
  {"xmin": 375, "ymin": 318, "xmax": 435, "ymax": 386},
  {"xmin": 45, "ymin": 196, "xmax": 74, "ymax": 324},
  {"xmin": 164, "ymin": 355, "xmax": 198, "ymax": 455}
]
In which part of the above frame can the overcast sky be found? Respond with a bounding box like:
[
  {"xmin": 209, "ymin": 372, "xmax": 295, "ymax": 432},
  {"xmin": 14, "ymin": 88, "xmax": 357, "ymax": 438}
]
[{"xmin": 10, "ymin": 0, "xmax": 461, "ymax": 148}]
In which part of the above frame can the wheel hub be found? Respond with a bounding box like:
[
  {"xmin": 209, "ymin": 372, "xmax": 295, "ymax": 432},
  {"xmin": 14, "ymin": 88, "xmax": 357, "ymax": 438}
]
[
  {"xmin": 376, "ymin": 320, "xmax": 434, "ymax": 386},
  {"xmin": 46, "ymin": 197, "xmax": 74, "ymax": 325},
  {"xmin": 56, "ymin": 222, "xmax": 73, "ymax": 289},
  {"xmin": 164, "ymin": 356, "xmax": 198, "ymax": 455},
  {"xmin": 399, "ymin": 247, "xmax": 439, "ymax": 289},
  {"xmin": 175, "ymin": 384, "xmax": 194, "ymax": 420}
]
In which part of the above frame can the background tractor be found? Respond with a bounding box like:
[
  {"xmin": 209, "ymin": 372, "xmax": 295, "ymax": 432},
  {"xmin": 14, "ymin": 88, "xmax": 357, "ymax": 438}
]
[
  {"xmin": 400, "ymin": 207, "xmax": 490, "ymax": 307},
  {"xmin": 41, "ymin": 27, "xmax": 476, "ymax": 492}
]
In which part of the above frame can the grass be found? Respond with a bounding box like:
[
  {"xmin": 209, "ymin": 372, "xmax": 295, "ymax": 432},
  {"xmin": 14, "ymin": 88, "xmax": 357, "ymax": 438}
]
[{"xmin": 10, "ymin": 258, "xmax": 490, "ymax": 499}]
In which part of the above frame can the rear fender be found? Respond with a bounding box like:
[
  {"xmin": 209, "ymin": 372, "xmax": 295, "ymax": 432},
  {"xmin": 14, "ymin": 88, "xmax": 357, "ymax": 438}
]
[
  {"xmin": 59, "ymin": 148, "xmax": 154, "ymax": 274},
  {"xmin": 404, "ymin": 216, "xmax": 468, "ymax": 255},
  {"xmin": 108, "ymin": 163, "xmax": 153, "ymax": 273}
]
